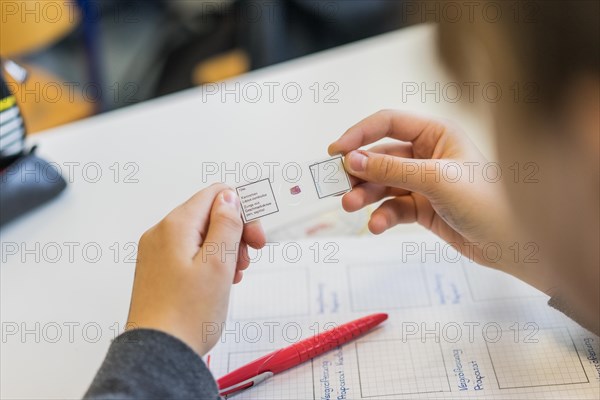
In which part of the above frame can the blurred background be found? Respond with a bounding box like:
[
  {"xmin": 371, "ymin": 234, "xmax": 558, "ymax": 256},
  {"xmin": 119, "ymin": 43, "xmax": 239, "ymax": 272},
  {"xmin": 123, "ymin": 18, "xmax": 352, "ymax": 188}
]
[{"xmin": 1, "ymin": 0, "xmax": 411, "ymax": 134}]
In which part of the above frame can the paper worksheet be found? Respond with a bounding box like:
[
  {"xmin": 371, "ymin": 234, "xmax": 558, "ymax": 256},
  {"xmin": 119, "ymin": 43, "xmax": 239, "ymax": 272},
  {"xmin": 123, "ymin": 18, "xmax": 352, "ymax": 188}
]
[{"xmin": 208, "ymin": 234, "xmax": 600, "ymax": 399}]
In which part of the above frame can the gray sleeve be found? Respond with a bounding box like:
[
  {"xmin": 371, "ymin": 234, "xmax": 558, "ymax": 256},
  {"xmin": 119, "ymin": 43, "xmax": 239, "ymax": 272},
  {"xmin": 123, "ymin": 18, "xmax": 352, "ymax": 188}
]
[{"xmin": 84, "ymin": 329, "xmax": 220, "ymax": 400}]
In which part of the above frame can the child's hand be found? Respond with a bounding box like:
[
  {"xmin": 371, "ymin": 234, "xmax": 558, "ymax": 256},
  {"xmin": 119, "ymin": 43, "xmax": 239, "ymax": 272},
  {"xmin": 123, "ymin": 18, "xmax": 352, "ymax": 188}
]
[
  {"xmin": 126, "ymin": 184, "xmax": 266, "ymax": 356},
  {"xmin": 329, "ymin": 110, "xmax": 548, "ymax": 288}
]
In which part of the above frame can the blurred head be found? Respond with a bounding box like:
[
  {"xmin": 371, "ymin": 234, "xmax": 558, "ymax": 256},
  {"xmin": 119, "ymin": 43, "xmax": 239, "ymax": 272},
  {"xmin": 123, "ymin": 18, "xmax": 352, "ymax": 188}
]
[{"xmin": 437, "ymin": 1, "xmax": 599, "ymax": 328}]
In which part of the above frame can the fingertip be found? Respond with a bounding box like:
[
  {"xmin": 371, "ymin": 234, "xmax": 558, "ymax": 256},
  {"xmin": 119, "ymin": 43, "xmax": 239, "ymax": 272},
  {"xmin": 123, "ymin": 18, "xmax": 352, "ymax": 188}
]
[
  {"xmin": 233, "ymin": 270, "xmax": 244, "ymax": 284},
  {"xmin": 218, "ymin": 189, "xmax": 241, "ymax": 212},
  {"xmin": 341, "ymin": 192, "xmax": 361, "ymax": 212},
  {"xmin": 237, "ymin": 243, "xmax": 250, "ymax": 270},
  {"xmin": 327, "ymin": 143, "xmax": 339, "ymax": 156},
  {"xmin": 368, "ymin": 213, "xmax": 388, "ymax": 235},
  {"xmin": 244, "ymin": 221, "xmax": 267, "ymax": 249}
]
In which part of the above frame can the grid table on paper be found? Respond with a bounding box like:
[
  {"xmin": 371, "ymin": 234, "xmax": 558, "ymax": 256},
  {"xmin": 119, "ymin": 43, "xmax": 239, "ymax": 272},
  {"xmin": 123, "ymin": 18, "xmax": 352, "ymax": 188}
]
[
  {"xmin": 355, "ymin": 338, "xmax": 450, "ymax": 397},
  {"xmin": 486, "ymin": 327, "xmax": 589, "ymax": 389},
  {"xmin": 231, "ymin": 267, "xmax": 310, "ymax": 320},
  {"xmin": 348, "ymin": 262, "xmax": 431, "ymax": 312}
]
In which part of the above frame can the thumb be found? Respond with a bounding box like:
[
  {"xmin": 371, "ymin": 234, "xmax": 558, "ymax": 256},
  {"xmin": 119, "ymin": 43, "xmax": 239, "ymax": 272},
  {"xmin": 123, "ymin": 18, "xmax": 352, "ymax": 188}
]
[
  {"xmin": 344, "ymin": 150, "xmax": 437, "ymax": 195},
  {"xmin": 196, "ymin": 189, "xmax": 244, "ymax": 278}
]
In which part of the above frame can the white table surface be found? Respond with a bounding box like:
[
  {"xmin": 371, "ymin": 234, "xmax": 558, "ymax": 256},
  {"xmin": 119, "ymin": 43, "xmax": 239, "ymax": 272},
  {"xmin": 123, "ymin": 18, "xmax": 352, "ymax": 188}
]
[{"xmin": 1, "ymin": 24, "xmax": 494, "ymax": 399}]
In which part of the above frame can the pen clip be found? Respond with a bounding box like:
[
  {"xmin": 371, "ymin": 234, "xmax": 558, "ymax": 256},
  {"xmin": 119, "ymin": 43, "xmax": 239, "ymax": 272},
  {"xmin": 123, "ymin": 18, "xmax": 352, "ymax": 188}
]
[{"xmin": 218, "ymin": 371, "xmax": 273, "ymax": 397}]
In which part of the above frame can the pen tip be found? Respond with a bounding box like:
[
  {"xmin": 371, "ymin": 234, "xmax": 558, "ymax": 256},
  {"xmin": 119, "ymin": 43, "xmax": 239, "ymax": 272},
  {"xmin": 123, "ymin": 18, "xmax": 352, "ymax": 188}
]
[{"xmin": 372, "ymin": 313, "xmax": 388, "ymax": 322}]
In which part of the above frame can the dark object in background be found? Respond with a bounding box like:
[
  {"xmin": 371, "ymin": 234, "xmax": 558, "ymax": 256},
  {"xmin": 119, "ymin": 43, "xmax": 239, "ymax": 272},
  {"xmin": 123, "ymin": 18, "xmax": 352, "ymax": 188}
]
[
  {"xmin": 0, "ymin": 73, "xmax": 67, "ymax": 226},
  {"xmin": 18, "ymin": 1, "xmax": 407, "ymax": 110},
  {"xmin": 0, "ymin": 148, "xmax": 67, "ymax": 226},
  {"xmin": 242, "ymin": 0, "xmax": 405, "ymax": 69},
  {"xmin": 157, "ymin": 0, "xmax": 406, "ymax": 95}
]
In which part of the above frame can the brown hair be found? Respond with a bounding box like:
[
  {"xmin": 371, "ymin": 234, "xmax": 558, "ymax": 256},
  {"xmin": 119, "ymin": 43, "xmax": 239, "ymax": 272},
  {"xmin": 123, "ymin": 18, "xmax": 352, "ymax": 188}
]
[{"xmin": 436, "ymin": 0, "xmax": 599, "ymax": 113}]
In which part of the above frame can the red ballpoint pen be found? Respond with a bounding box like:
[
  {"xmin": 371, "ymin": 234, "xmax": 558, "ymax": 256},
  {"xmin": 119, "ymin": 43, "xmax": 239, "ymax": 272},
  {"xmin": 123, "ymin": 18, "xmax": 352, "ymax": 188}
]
[{"xmin": 217, "ymin": 313, "xmax": 388, "ymax": 397}]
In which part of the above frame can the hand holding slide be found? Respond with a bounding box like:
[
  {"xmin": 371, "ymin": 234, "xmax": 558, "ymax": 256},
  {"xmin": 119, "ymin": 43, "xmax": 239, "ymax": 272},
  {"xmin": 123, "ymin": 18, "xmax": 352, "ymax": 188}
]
[
  {"xmin": 329, "ymin": 110, "xmax": 555, "ymax": 293},
  {"xmin": 126, "ymin": 183, "xmax": 266, "ymax": 356}
]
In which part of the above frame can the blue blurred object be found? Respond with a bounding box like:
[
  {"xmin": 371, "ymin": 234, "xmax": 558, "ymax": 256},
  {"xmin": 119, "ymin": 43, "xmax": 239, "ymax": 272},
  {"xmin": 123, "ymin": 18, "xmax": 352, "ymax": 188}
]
[{"xmin": 76, "ymin": 0, "xmax": 105, "ymax": 112}]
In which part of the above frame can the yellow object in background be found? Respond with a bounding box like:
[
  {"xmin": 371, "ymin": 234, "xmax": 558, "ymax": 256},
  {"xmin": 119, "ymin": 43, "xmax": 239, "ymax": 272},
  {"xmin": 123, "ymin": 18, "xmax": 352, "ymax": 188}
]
[
  {"xmin": 192, "ymin": 49, "xmax": 250, "ymax": 85},
  {"xmin": 0, "ymin": 93, "xmax": 16, "ymax": 111},
  {"xmin": 3, "ymin": 63, "xmax": 94, "ymax": 134},
  {"xmin": 0, "ymin": 0, "xmax": 79, "ymax": 57},
  {"xmin": 0, "ymin": 1, "xmax": 93, "ymax": 133}
]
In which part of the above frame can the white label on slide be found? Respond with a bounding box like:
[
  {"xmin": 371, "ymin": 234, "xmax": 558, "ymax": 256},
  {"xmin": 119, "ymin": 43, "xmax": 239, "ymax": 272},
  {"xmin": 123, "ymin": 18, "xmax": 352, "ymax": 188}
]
[{"xmin": 236, "ymin": 178, "xmax": 279, "ymax": 223}]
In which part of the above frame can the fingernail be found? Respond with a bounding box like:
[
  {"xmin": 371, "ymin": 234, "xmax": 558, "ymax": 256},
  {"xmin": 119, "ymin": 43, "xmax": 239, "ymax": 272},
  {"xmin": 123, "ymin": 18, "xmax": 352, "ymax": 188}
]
[
  {"xmin": 222, "ymin": 190, "xmax": 239, "ymax": 210},
  {"xmin": 327, "ymin": 144, "xmax": 337, "ymax": 156},
  {"xmin": 347, "ymin": 151, "xmax": 367, "ymax": 172}
]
